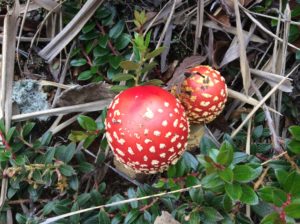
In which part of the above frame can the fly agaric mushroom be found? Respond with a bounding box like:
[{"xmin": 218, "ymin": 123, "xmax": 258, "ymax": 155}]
[
  {"xmin": 105, "ymin": 85, "xmax": 189, "ymax": 174},
  {"xmin": 178, "ymin": 65, "xmax": 227, "ymax": 124}
]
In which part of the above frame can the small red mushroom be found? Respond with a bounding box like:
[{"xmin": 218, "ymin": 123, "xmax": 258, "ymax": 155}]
[
  {"xmin": 105, "ymin": 85, "xmax": 189, "ymax": 174},
  {"xmin": 178, "ymin": 65, "xmax": 227, "ymax": 124}
]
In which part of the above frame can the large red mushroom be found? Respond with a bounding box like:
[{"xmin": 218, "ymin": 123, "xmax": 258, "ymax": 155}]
[
  {"xmin": 105, "ymin": 85, "xmax": 189, "ymax": 174},
  {"xmin": 178, "ymin": 65, "xmax": 227, "ymax": 124}
]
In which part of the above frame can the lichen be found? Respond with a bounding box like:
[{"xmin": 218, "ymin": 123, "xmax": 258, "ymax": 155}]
[{"xmin": 12, "ymin": 80, "xmax": 49, "ymax": 121}]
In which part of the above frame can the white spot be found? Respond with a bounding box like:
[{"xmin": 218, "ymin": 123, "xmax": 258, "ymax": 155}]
[
  {"xmin": 213, "ymin": 96, "xmax": 219, "ymax": 102},
  {"xmin": 202, "ymin": 93, "xmax": 212, "ymax": 98},
  {"xmin": 173, "ymin": 119, "xmax": 179, "ymax": 128},
  {"xmin": 202, "ymin": 112, "xmax": 209, "ymax": 116},
  {"xmin": 151, "ymin": 160, "xmax": 159, "ymax": 165},
  {"xmin": 162, "ymin": 120, "xmax": 168, "ymax": 127},
  {"xmin": 168, "ymin": 147, "xmax": 175, "ymax": 152},
  {"xmin": 144, "ymin": 156, "xmax": 148, "ymax": 161},
  {"xmin": 174, "ymin": 108, "xmax": 179, "ymax": 113},
  {"xmin": 118, "ymin": 138, "xmax": 125, "ymax": 145},
  {"xmin": 116, "ymin": 148, "xmax": 125, "ymax": 157},
  {"xmin": 114, "ymin": 110, "xmax": 120, "ymax": 116},
  {"xmin": 165, "ymin": 132, "xmax": 172, "ymax": 138},
  {"xmin": 221, "ymin": 89, "xmax": 225, "ymax": 97},
  {"xmin": 154, "ymin": 131, "xmax": 161, "ymax": 136},
  {"xmin": 107, "ymin": 122, "xmax": 111, "ymax": 128},
  {"xmin": 171, "ymin": 135, "xmax": 179, "ymax": 143},
  {"xmin": 128, "ymin": 147, "xmax": 134, "ymax": 155},
  {"xmin": 143, "ymin": 107, "xmax": 154, "ymax": 119},
  {"xmin": 113, "ymin": 131, "xmax": 119, "ymax": 140},
  {"xmin": 112, "ymin": 98, "xmax": 119, "ymax": 109},
  {"xmin": 200, "ymin": 101, "xmax": 210, "ymax": 107},
  {"xmin": 145, "ymin": 139, "xmax": 152, "ymax": 144},
  {"xmin": 134, "ymin": 133, "xmax": 140, "ymax": 139},
  {"xmin": 221, "ymin": 76, "xmax": 225, "ymax": 82},
  {"xmin": 159, "ymin": 143, "xmax": 166, "ymax": 149},
  {"xmin": 169, "ymin": 113, "xmax": 173, "ymax": 117},
  {"xmin": 160, "ymin": 153, "xmax": 166, "ymax": 158},
  {"xmin": 140, "ymin": 164, "xmax": 148, "ymax": 167},
  {"xmin": 144, "ymin": 129, "xmax": 149, "ymax": 135},
  {"xmin": 136, "ymin": 143, "xmax": 143, "ymax": 151},
  {"xmin": 164, "ymin": 102, "xmax": 170, "ymax": 107},
  {"xmin": 177, "ymin": 143, "xmax": 182, "ymax": 149},
  {"xmin": 149, "ymin": 146, "xmax": 156, "ymax": 153},
  {"xmin": 218, "ymin": 102, "xmax": 223, "ymax": 108},
  {"xmin": 106, "ymin": 132, "xmax": 113, "ymax": 143},
  {"xmin": 181, "ymin": 136, "xmax": 185, "ymax": 140},
  {"xmin": 209, "ymin": 105, "xmax": 217, "ymax": 111},
  {"xmin": 179, "ymin": 123, "xmax": 184, "ymax": 128},
  {"xmin": 158, "ymin": 108, "xmax": 164, "ymax": 113}
]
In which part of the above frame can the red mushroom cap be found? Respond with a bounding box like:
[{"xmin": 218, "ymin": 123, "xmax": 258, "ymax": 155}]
[
  {"xmin": 178, "ymin": 65, "xmax": 227, "ymax": 124},
  {"xmin": 105, "ymin": 85, "xmax": 189, "ymax": 174}
]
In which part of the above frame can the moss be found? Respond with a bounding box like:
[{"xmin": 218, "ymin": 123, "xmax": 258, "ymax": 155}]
[{"xmin": 12, "ymin": 80, "xmax": 49, "ymax": 121}]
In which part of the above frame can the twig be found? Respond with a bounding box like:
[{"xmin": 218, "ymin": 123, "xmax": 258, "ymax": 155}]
[
  {"xmin": 261, "ymin": 151, "xmax": 287, "ymax": 166},
  {"xmin": 40, "ymin": 184, "xmax": 203, "ymax": 224},
  {"xmin": 254, "ymin": 167, "xmax": 270, "ymax": 190},
  {"xmin": 95, "ymin": 22, "xmax": 119, "ymax": 56}
]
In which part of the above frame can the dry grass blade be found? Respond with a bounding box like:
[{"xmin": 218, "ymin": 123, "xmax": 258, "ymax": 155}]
[
  {"xmin": 193, "ymin": 0, "xmax": 204, "ymax": 55},
  {"xmin": 0, "ymin": 1, "xmax": 20, "ymax": 209},
  {"xmin": 33, "ymin": 0, "xmax": 61, "ymax": 12},
  {"xmin": 231, "ymin": 64, "xmax": 300, "ymax": 138},
  {"xmin": 12, "ymin": 99, "xmax": 111, "ymax": 122},
  {"xmin": 198, "ymin": 20, "xmax": 267, "ymax": 43},
  {"xmin": 40, "ymin": 184, "xmax": 202, "ymax": 224},
  {"xmin": 233, "ymin": 0, "xmax": 251, "ymax": 95},
  {"xmin": 227, "ymin": 89, "xmax": 280, "ymax": 115},
  {"xmin": 250, "ymin": 68, "xmax": 293, "ymax": 92},
  {"xmin": 38, "ymin": 0, "xmax": 104, "ymax": 61},
  {"xmin": 20, "ymin": 2, "xmax": 41, "ymax": 13},
  {"xmin": 241, "ymin": 5, "xmax": 300, "ymax": 51}
]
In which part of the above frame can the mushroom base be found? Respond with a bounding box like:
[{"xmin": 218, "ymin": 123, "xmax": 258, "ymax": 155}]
[{"xmin": 186, "ymin": 124, "xmax": 205, "ymax": 150}]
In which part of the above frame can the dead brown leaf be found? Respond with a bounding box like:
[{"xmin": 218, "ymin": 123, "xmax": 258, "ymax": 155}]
[
  {"xmin": 154, "ymin": 211, "xmax": 180, "ymax": 224},
  {"xmin": 166, "ymin": 55, "xmax": 207, "ymax": 90},
  {"xmin": 54, "ymin": 82, "xmax": 115, "ymax": 108},
  {"xmin": 207, "ymin": 10, "xmax": 231, "ymax": 28}
]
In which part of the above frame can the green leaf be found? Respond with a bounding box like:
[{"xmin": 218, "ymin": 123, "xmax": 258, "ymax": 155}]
[
  {"xmin": 287, "ymin": 139, "xmax": 300, "ymax": 154},
  {"xmin": 260, "ymin": 212, "xmax": 282, "ymax": 224},
  {"xmin": 124, "ymin": 209, "xmax": 140, "ymax": 224},
  {"xmin": 79, "ymin": 31, "xmax": 99, "ymax": 40},
  {"xmin": 127, "ymin": 188, "xmax": 138, "ymax": 208},
  {"xmin": 119, "ymin": 61, "xmax": 140, "ymax": 70},
  {"xmin": 68, "ymin": 131, "xmax": 89, "ymax": 142},
  {"xmin": 225, "ymin": 182, "xmax": 242, "ymax": 201},
  {"xmin": 240, "ymin": 184, "xmax": 259, "ymax": 205},
  {"xmin": 189, "ymin": 211, "xmax": 200, "ymax": 224},
  {"xmin": 202, "ymin": 207, "xmax": 224, "ymax": 223},
  {"xmin": 144, "ymin": 31, "xmax": 151, "ymax": 49},
  {"xmin": 78, "ymin": 70, "xmax": 94, "ymax": 81},
  {"xmin": 201, "ymin": 173, "xmax": 223, "ymax": 189},
  {"xmin": 109, "ymin": 20, "xmax": 125, "ymax": 39},
  {"xmin": 77, "ymin": 193, "xmax": 91, "ymax": 206},
  {"xmin": 93, "ymin": 46, "xmax": 110, "ymax": 57},
  {"xmin": 233, "ymin": 165, "xmax": 259, "ymax": 183},
  {"xmin": 275, "ymin": 169, "xmax": 289, "ymax": 187},
  {"xmin": 77, "ymin": 115, "xmax": 97, "ymax": 131},
  {"xmin": 141, "ymin": 79, "xmax": 164, "ymax": 86},
  {"xmin": 83, "ymin": 135, "xmax": 97, "ymax": 149},
  {"xmin": 98, "ymin": 210, "xmax": 110, "ymax": 224},
  {"xmin": 70, "ymin": 202, "xmax": 80, "ymax": 224},
  {"xmin": 289, "ymin": 125, "xmax": 300, "ymax": 141},
  {"xmin": 16, "ymin": 213, "xmax": 27, "ymax": 224},
  {"xmin": 59, "ymin": 164, "xmax": 76, "ymax": 176},
  {"xmin": 258, "ymin": 186, "xmax": 287, "ymax": 207},
  {"xmin": 109, "ymin": 55, "xmax": 122, "ymax": 69},
  {"xmin": 283, "ymin": 170, "xmax": 300, "ymax": 195},
  {"xmin": 252, "ymin": 125, "xmax": 263, "ymax": 139},
  {"xmin": 99, "ymin": 35, "xmax": 109, "ymax": 48},
  {"xmin": 70, "ymin": 58, "xmax": 87, "ymax": 67},
  {"xmin": 112, "ymin": 73, "xmax": 135, "ymax": 82},
  {"xmin": 284, "ymin": 203, "xmax": 300, "ymax": 218},
  {"xmin": 82, "ymin": 22, "xmax": 95, "ymax": 33},
  {"xmin": 78, "ymin": 162, "xmax": 95, "ymax": 173},
  {"xmin": 141, "ymin": 61, "xmax": 157, "ymax": 74},
  {"xmin": 0, "ymin": 151, "xmax": 11, "ymax": 161},
  {"xmin": 216, "ymin": 140, "xmax": 234, "ymax": 166},
  {"xmin": 115, "ymin": 33, "xmax": 131, "ymax": 51},
  {"xmin": 144, "ymin": 47, "xmax": 165, "ymax": 60},
  {"xmin": 22, "ymin": 122, "xmax": 35, "ymax": 137},
  {"xmin": 218, "ymin": 167, "xmax": 233, "ymax": 183},
  {"xmin": 110, "ymin": 85, "xmax": 129, "ymax": 93}
]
